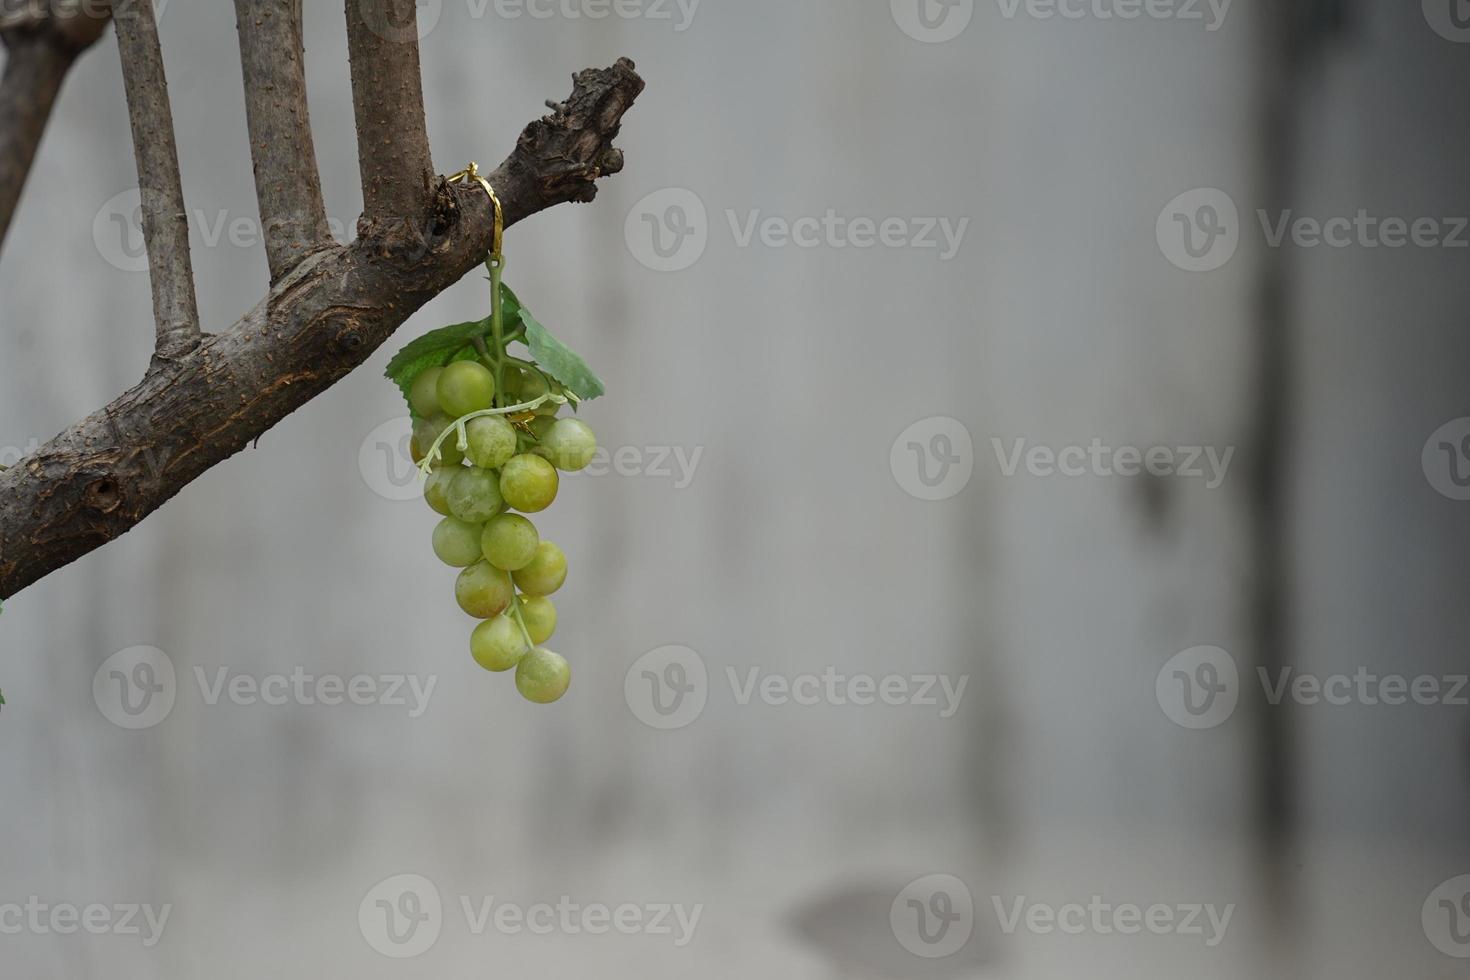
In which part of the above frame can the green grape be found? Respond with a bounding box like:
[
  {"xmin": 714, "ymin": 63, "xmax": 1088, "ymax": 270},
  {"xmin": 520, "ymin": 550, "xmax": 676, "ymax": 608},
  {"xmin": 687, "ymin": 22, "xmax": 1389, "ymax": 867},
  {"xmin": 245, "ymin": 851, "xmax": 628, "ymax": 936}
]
[
  {"xmin": 515, "ymin": 648, "xmax": 571, "ymax": 704},
  {"xmin": 455, "ymin": 561, "xmax": 514, "ymax": 618},
  {"xmin": 519, "ymin": 595, "xmax": 557, "ymax": 645},
  {"xmin": 437, "ymin": 360, "xmax": 496, "ymax": 418},
  {"xmin": 499, "ymin": 365, "xmax": 524, "ymax": 402},
  {"xmin": 423, "ymin": 466, "xmax": 456, "ymax": 516},
  {"xmin": 512, "ymin": 540, "xmax": 567, "ymax": 596},
  {"xmin": 512, "ymin": 367, "xmax": 550, "ymax": 405},
  {"xmin": 500, "ymin": 454, "xmax": 558, "ymax": 513},
  {"xmin": 432, "ymin": 517, "xmax": 484, "ymax": 567},
  {"xmin": 542, "ymin": 418, "xmax": 597, "ymax": 472},
  {"xmin": 415, "ymin": 415, "xmax": 465, "ymax": 466},
  {"xmin": 447, "ymin": 466, "xmax": 504, "ymax": 523},
  {"xmin": 465, "ymin": 415, "xmax": 517, "ymax": 469},
  {"xmin": 528, "ymin": 415, "xmax": 557, "ymax": 442},
  {"xmin": 481, "ymin": 513, "xmax": 540, "ymax": 570},
  {"xmin": 409, "ymin": 366, "xmax": 444, "ymax": 419},
  {"xmin": 471, "ymin": 615, "xmax": 529, "ymax": 672}
]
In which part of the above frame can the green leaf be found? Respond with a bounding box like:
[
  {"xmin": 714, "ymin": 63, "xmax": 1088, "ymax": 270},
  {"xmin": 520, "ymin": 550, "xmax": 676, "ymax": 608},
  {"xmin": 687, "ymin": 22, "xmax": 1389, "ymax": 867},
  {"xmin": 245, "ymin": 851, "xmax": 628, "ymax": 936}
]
[
  {"xmin": 499, "ymin": 283, "xmax": 605, "ymax": 401},
  {"xmin": 384, "ymin": 318, "xmax": 491, "ymax": 407}
]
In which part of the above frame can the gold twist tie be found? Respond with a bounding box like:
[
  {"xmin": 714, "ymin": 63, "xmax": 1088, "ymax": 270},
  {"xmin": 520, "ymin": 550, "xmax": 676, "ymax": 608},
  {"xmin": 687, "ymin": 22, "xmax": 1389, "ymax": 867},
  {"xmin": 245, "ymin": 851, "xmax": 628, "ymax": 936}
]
[{"xmin": 448, "ymin": 161, "xmax": 503, "ymax": 262}]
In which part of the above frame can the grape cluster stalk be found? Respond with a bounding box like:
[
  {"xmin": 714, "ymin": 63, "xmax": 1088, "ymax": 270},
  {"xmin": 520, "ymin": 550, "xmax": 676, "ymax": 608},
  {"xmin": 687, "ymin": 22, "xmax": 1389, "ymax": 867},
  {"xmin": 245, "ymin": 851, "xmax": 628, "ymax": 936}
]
[{"xmin": 410, "ymin": 352, "xmax": 597, "ymax": 704}]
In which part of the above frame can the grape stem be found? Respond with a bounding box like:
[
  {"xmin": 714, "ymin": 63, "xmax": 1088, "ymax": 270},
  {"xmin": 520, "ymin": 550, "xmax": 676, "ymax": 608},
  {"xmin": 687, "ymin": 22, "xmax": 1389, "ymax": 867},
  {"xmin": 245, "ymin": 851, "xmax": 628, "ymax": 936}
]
[
  {"xmin": 486, "ymin": 257, "xmax": 506, "ymax": 408},
  {"xmin": 507, "ymin": 577, "xmax": 535, "ymax": 650},
  {"xmin": 415, "ymin": 392, "xmax": 565, "ymax": 479}
]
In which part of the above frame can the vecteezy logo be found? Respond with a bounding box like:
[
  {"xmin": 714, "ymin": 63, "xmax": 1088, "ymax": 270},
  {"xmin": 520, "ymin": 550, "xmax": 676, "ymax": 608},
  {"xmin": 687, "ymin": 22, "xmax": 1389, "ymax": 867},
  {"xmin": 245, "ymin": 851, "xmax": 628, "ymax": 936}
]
[
  {"xmin": 890, "ymin": 416, "xmax": 974, "ymax": 501},
  {"xmin": 1156, "ymin": 646, "xmax": 1239, "ymax": 729},
  {"xmin": 624, "ymin": 645, "xmax": 708, "ymax": 729},
  {"xmin": 625, "ymin": 188, "xmax": 708, "ymax": 272},
  {"xmin": 359, "ymin": 416, "xmax": 422, "ymax": 502},
  {"xmin": 1422, "ymin": 417, "xmax": 1470, "ymax": 501},
  {"xmin": 359, "ymin": 874, "xmax": 443, "ymax": 958},
  {"xmin": 891, "ymin": 0, "xmax": 974, "ymax": 42},
  {"xmin": 357, "ymin": 0, "xmax": 442, "ymax": 42},
  {"xmin": 1424, "ymin": 0, "xmax": 1470, "ymax": 41},
  {"xmin": 890, "ymin": 874, "xmax": 974, "ymax": 958},
  {"xmin": 93, "ymin": 188, "xmax": 153, "ymax": 273},
  {"xmin": 1156, "ymin": 188, "xmax": 1240, "ymax": 272},
  {"xmin": 1423, "ymin": 875, "xmax": 1470, "ymax": 957},
  {"xmin": 93, "ymin": 646, "xmax": 177, "ymax": 730}
]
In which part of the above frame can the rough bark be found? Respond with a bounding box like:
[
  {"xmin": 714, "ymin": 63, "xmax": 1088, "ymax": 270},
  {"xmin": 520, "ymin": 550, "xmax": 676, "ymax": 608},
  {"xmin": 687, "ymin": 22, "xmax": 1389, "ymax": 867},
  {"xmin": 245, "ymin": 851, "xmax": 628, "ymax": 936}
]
[
  {"xmin": 0, "ymin": 0, "xmax": 110, "ymax": 255},
  {"xmin": 344, "ymin": 0, "xmax": 434, "ymax": 233},
  {"xmin": 0, "ymin": 58, "xmax": 644, "ymax": 600},
  {"xmin": 234, "ymin": 0, "xmax": 332, "ymax": 283},
  {"xmin": 112, "ymin": 0, "xmax": 201, "ymax": 359}
]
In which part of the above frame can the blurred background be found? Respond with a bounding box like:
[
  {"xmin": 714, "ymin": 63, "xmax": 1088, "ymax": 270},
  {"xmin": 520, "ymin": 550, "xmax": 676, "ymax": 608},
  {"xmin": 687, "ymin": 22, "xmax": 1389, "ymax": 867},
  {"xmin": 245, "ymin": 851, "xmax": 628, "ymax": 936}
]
[{"xmin": 2, "ymin": 0, "xmax": 1469, "ymax": 976}]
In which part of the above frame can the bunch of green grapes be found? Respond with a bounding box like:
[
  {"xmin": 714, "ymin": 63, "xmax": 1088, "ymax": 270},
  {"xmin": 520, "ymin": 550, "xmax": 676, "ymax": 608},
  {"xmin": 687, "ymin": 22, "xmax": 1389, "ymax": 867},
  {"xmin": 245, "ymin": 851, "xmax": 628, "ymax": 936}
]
[{"xmin": 409, "ymin": 359, "xmax": 597, "ymax": 704}]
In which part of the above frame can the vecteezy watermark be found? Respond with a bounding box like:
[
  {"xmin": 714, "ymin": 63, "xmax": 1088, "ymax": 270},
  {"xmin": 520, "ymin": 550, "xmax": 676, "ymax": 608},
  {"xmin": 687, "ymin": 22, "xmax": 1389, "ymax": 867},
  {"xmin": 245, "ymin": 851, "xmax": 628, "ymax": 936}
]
[
  {"xmin": 0, "ymin": 438, "xmax": 41, "ymax": 470},
  {"xmin": 891, "ymin": 0, "xmax": 975, "ymax": 43},
  {"xmin": 624, "ymin": 188, "xmax": 970, "ymax": 272},
  {"xmin": 1423, "ymin": 875, "xmax": 1470, "ymax": 958},
  {"xmin": 356, "ymin": 0, "xmax": 700, "ymax": 41},
  {"xmin": 92, "ymin": 189, "xmax": 353, "ymax": 273},
  {"xmin": 1422, "ymin": 417, "xmax": 1470, "ymax": 501},
  {"xmin": 890, "ymin": 417, "xmax": 975, "ymax": 501},
  {"xmin": 992, "ymin": 895, "xmax": 1234, "ymax": 947},
  {"xmin": 358, "ymin": 416, "xmax": 705, "ymax": 500},
  {"xmin": 624, "ymin": 646, "xmax": 969, "ymax": 730},
  {"xmin": 0, "ymin": 898, "xmax": 172, "ymax": 947},
  {"xmin": 1423, "ymin": 0, "xmax": 1470, "ymax": 43},
  {"xmin": 358, "ymin": 874, "xmax": 702, "ymax": 958},
  {"xmin": 93, "ymin": 648, "xmax": 437, "ymax": 729},
  {"xmin": 1158, "ymin": 188, "xmax": 1470, "ymax": 272},
  {"xmin": 891, "ymin": 874, "xmax": 975, "ymax": 958},
  {"xmin": 992, "ymin": 437, "xmax": 1235, "ymax": 488},
  {"xmin": 1157, "ymin": 646, "xmax": 1469, "ymax": 730},
  {"xmin": 992, "ymin": 0, "xmax": 1232, "ymax": 30}
]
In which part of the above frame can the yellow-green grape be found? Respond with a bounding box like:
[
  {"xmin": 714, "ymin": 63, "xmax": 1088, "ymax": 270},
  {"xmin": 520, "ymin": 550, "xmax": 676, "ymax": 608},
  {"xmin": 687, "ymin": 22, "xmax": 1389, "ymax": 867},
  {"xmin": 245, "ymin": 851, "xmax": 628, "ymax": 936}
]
[
  {"xmin": 465, "ymin": 415, "xmax": 517, "ymax": 469},
  {"xmin": 499, "ymin": 365, "xmax": 524, "ymax": 402},
  {"xmin": 471, "ymin": 615, "xmax": 529, "ymax": 672},
  {"xmin": 447, "ymin": 466, "xmax": 504, "ymax": 523},
  {"xmin": 481, "ymin": 513, "xmax": 539, "ymax": 570},
  {"xmin": 542, "ymin": 418, "xmax": 596, "ymax": 472},
  {"xmin": 528, "ymin": 415, "xmax": 557, "ymax": 442},
  {"xmin": 455, "ymin": 561, "xmax": 513, "ymax": 618},
  {"xmin": 409, "ymin": 366, "xmax": 443, "ymax": 419},
  {"xmin": 512, "ymin": 541, "xmax": 567, "ymax": 596},
  {"xmin": 423, "ymin": 466, "xmax": 456, "ymax": 516},
  {"xmin": 514, "ymin": 368, "xmax": 550, "ymax": 404},
  {"xmin": 519, "ymin": 595, "xmax": 556, "ymax": 645},
  {"xmin": 432, "ymin": 517, "xmax": 484, "ymax": 567},
  {"xmin": 437, "ymin": 360, "xmax": 496, "ymax": 418},
  {"xmin": 415, "ymin": 414, "xmax": 464, "ymax": 466},
  {"xmin": 500, "ymin": 454, "xmax": 558, "ymax": 513},
  {"xmin": 515, "ymin": 648, "xmax": 571, "ymax": 703}
]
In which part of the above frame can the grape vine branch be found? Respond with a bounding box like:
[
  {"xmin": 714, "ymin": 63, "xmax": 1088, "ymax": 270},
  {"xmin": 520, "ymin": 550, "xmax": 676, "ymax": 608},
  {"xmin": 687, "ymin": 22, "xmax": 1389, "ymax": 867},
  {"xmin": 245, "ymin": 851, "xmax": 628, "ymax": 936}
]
[{"xmin": 0, "ymin": 0, "xmax": 643, "ymax": 601}]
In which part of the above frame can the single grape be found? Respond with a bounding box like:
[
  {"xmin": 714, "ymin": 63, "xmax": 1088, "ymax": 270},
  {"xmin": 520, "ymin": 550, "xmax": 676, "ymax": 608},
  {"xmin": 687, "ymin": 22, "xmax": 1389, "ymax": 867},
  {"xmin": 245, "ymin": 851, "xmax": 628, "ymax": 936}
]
[
  {"xmin": 499, "ymin": 365, "xmax": 524, "ymax": 402},
  {"xmin": 471, "ymin": 615, "xmax": 529, "ymax": 672},
  {"xmin": 415, "ymin": 415, "xmax": 465, "ymax": 466},
  {"xmin": 528, "ymin": 415, "xmax": 557, "ymax": 442},
  {"xmin": 432, "ymin": 517, "xmax": 484, "ymax": 567},
  {"xmin": 423, "ymin": 466, "xmax": 456, "ymax": 516},
  {"xmin": 448, "ymin": 466, "xmax": 504, "ymax": 523},
  {"xmin": 515, "ymin": 648, "xmax": 571, "ymax": 704},
  {"xmin": 500, "ymin": 454, "xmax": 558, "ymax": 512},
  {"xmin": 465, "ymin": 415, "xmax": 517, "ymax": 469},
  {"xmin": 481, "ymin": 513, "xmax": 540, "ymax": 570},
  {"xmin": 541, "ymin": 418, "xmax": 597, "ymax": 472},
  {"xmin": 512, "ymin": 540, "xmax": 567, "ymax": 596},
  {"xmin": 455, "ymin": 561, "xmax": 514, "ymax": 618},
  {"xmin": 437, "ymin": 360, "xmax": 496, "ymax": 418},
  {"xmin": 409, "ymin": 366, "xmax": 444, "ymax": 419},
  {"xmin": 514, "ymin": 368, "xmax": 550, "ymax": 405},
  {"xmin": 519, "ymin": 595, "xmax": 557, "ymax": 645}
]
